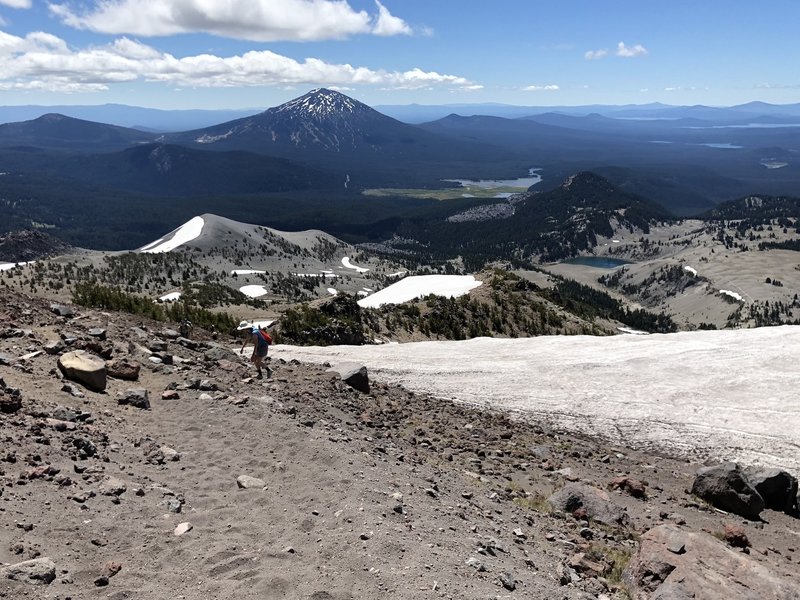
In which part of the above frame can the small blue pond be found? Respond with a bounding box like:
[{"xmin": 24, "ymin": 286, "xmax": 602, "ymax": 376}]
[{"xmin": 562, "ymin": 257, "xmax": 631, "ymax": 269}]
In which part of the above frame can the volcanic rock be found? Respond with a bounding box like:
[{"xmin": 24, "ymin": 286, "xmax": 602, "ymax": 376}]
[
  {"xmin": 548, "ymin": 483, "xmax": 630, "ymax": 526},
  {"xmin": 0, "ymin": 557, "xmax": 56, "ymax": 585},
  {"xmin": 691, "ymin": 462, "xmax": 764, "ymax": 520},
  {"xmin": 327, "ymin": 362, "xmax": 370, "ymax": 393},
  {"xmin": 57, "ymin": 350, "xmax": 107, "ymax": 392},
  {"xmin": 743, "ymin": 466, "xmax": 799, "ymax": 516},
  {"xmin": 624, "ymin": 524, "xmax": 799, "ymax": 599}
]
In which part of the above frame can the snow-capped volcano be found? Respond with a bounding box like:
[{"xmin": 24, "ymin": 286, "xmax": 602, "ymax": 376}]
[
  {"xmin": 272, "ymin": 88, "xmax": 369, "ymax": 120},
  {"xmin": 170, "ymin": 88, "xmax": 456, "ymax": 160}
]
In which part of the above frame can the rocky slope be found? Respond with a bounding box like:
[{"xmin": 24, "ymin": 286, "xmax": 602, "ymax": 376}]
[{"xmin": 0, "ymin": 288, "xmax": 798, "ymax": 599}]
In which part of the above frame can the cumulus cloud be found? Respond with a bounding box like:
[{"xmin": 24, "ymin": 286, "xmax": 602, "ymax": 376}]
[
  {"xmin": 584, "ymin": 49, "xmax": 608, "ymax": 60},
  {"xmin": 616, "ymin": 41, "xmax": 647, "ymax": 57},
  {"xmin": 585, "ymin": 42, "xmax": 648, "ymax": 60},
  {"xmin": 0, "ymin": 0, "xmax": 32, "ymax": 8},
  {"xmin": 0, "ymin": 30, "xmax": 476, "ymax": 92},
  {"xmin": 372, "ymin": 0, "xmax": 411, "ymax": 36},
  {"xmin": 48, "ymin": 0, "xmax": 414, "ymax": 41},
  {"xmin": 522, "ymin": 84, "xmax": 559, "ymax": 92}
]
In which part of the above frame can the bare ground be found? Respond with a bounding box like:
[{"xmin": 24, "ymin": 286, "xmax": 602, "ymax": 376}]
[{"xmin": 1, "ymin": 289, "xmax": 799, "ymax": 600}]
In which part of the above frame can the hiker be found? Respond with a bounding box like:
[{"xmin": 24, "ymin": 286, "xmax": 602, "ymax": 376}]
[
  {"xmin": 179, "ymin": 319, "xmax": 192, "ymax": 339},
  {"xmin": 241, "ymin": 324, "xmax": 272, "ymax": 379}
]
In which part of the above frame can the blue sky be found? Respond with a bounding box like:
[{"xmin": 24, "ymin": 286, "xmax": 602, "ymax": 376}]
[{"xmin": 0, "ymin": 0, "xmax": 797, "ymax": 109}]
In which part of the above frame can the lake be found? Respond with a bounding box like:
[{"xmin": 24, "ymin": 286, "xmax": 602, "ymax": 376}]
[
  {"xmin": 562, "ymin": 256, "xmax": 631, "ymax": 269},
  {"xmin": 443, "ymin": 167, "xmax": 543, "ymax": 190}
]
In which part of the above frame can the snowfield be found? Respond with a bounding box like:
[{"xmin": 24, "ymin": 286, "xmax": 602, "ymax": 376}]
[
  {"xmin": 273, "ymin": 326, "xmax": 800, "ymax": 473},
  {"xmin": 358, "ymin": 275, "xmax": 482, "ymax": 308},
  {"xmin": 239, "ymin": 285, "xmax": 268, "ymax": 298},
  {"xmin": 0, "ymin": 261, "xmax": 30, "ymax": 271},
  {"xmin": 139, "ymin": 216, "xmax": 204, "ymax": 253},
  {"xmin": 341, "ymin": 257, "xmax": 369, "ymax": 273}
]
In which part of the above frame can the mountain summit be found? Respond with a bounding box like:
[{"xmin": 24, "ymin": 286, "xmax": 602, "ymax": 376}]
[
  {"xmin": 175, "ymin": 88, "xmax": 416, "ymax": 156},
  {"xmin": 272, "ymin": 88, "xmax": 370, "ymax": 120}
]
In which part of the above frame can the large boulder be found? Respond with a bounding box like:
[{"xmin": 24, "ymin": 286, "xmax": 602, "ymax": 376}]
[
  {"xmin": 326, "ymin": 362, "xmax": 370, "ymax": 394},
  {"xmin": 744, "ymin": 466, "xmax": 799, "ymax": 516},
  {"xmin": 691, "ymin": 462, "xmax": 764, "ymax": 520},
  {"xmin": 57, "ymin": 350, "xmax": 107, "ymax": 392},
  {"xmin": 0, "ymin": 557, "xmax": 56, "ymax": 585},
  {"xmin": 624, "ymin": 524, "xmax": 800, "ymax": 600},
  {"xmin": 548, "ymin": 483, "xmax": 629, "ymax": 526},
  {"xmin": 204, "ymin": 345, "xmax": 238, "ymax": 363}
]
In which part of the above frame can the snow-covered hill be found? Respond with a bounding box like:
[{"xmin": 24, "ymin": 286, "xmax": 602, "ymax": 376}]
[{"xmin": 273, "ymin": 326, "xmax": 800, "ymax": 473}]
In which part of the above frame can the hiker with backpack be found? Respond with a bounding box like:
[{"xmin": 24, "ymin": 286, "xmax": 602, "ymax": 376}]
[{"xmin": 240, "ymin": 324, "xmax": 273, "ymax": 379}]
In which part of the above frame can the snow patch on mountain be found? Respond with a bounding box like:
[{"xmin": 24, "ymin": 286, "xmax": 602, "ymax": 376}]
[
  {"xmin": 358, "ymin": 275, "xmax": 482, "ymax": 308},
  {"xmin": 139, "ymin": 216, "xmax": 204, "ymax": 253}
]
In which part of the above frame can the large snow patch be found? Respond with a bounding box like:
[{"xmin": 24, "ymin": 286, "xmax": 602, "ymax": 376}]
[
  {"xmin": 273, "ymin": 326, "xmax": 800, "ymax": 472},
  {"xmin": 358, "ymin": 275, "xmax": 482, "ymax": 308},
  {"xmin": 140, "ymin": 216, "xmax": 204, "ymax": 253}
]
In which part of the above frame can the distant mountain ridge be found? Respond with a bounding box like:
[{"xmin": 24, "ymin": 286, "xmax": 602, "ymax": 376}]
[{"xmin": 0, "ymin": 113, "xmax": 154, "ymax": 151}]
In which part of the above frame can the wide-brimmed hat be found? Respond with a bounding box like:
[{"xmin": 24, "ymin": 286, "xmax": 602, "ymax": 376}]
[{"xmin": 236, "ymin": 320, "xmax": 251, "ymax": 331}]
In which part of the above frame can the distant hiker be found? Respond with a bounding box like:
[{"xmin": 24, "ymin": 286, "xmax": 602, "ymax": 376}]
[
  {"xmin": 241, "ymin": 324, "xmax": 272, "ymax": 379},
  {"xmin": 179, "ymin": 319, "xmax": 193, "ymax": 339}
]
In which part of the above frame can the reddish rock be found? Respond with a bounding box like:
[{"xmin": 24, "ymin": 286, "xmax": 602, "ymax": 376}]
[
  {"xmin": 609, "ymin": 476, "xmax": 648, "ymax": 499},
  {"xmin": 107, "ymin": 357, "xmax": 141, "ymax": 381},
  {"xmin": 161, "ymin": 390, "xmax": 180, "ymax": 400},
  {"xmin": 624, "ymin": 524, "xmax": 799, "ymax": 599},
  {"xmin": 723, "ymin": 524, "xmax": 750, "ymax": 548}
]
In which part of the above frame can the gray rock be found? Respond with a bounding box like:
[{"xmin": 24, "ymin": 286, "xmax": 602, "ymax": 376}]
[
  {"xmin": 0, "ymin": 352, "xmax": 14, "ymax": 365},
  {"xmin": 162, "ymin": 328, "xmax": 180, "ymax": 340},
  {"xmin": 548, "ymin": 483, "xmax": 630, "ymax": 526},
  {"xmin": 465, "ymin": 557, "xmax": 486, "ymax": 572},
  {"xmin": 160, "ymin": 446, "xmax": 181, "ymax": 461},
  {"xmin": 691, "ymin": 462, "xmax": 764, "ymax": 520},
  {"xmin": 237, "ymin": 475, "xmax": 266, "ymax": 489},
  {"xmin": 326, "ymin": 362, "xmax": 370, "ymax": 393},
  {"xmin": 87, "ymin": 327, "xmax": 107, "ymax": 340},
  {"xmin": 117, "ymin": 388, "xmax": 150, "ymax": 410},
  {"xmin": 53, "ymin": 406, "xmax": 81, "ymax": 423},
  {"xmin": 43, "ymin": 340, "xmax": 65, "ymax": 355},
  {"xmin": 149, "ymin": 340, "xmax": 168, "ymax": 352},
  {"xmin": 0, "ymin": 557, "xmax": 56, "ymax": 585},
  {"xmin": 57, "ymin": 350, "xmax": 107, "ymax": 392},
  {"xmin": 204, "ymin": 345, "xmax": 237, "ymax": 362},
  {"xmin": 499, "ymin": 572, "xmax": 516, "ymax": 591},
  {"xmin": 50, "ymin": 303, "xmax": 74, "ymax": 318},
  {"xmin": 743, "ymin": 466, "xmax": 799, "ymax": 516},
  {"xmin": 99, "ymin": 476, "xmax": 128, "ymax": 496}
]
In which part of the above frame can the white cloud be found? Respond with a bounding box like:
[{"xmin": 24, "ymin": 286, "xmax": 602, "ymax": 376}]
[
  {"xmin": 48, "ymin": 0, "xmax": 414, "ymax": 41},
  {"xmin": 585, "ymin": 42, "xmax": 648, "ymax": 60},
  {"xmin": 0, "ymin": 0, "xmax": 32, "ymax": 8},
  {"xmin": 584, "ymin": 49, "xmax": 608, "ymax": 60},
  {"xmin": 522, "ymin": 84, "xmax": 559, "ymax": 92},
  {"xmin": 0, "ymin": 30, "xmax": 477, "ymax": 92},
  {"xmin": 372, "ymin": 0, "xmax": 411, "ymax": 36},
  {"xmin": 616, "ymin": 41, "xmax": 648, "ymax": 58}
]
